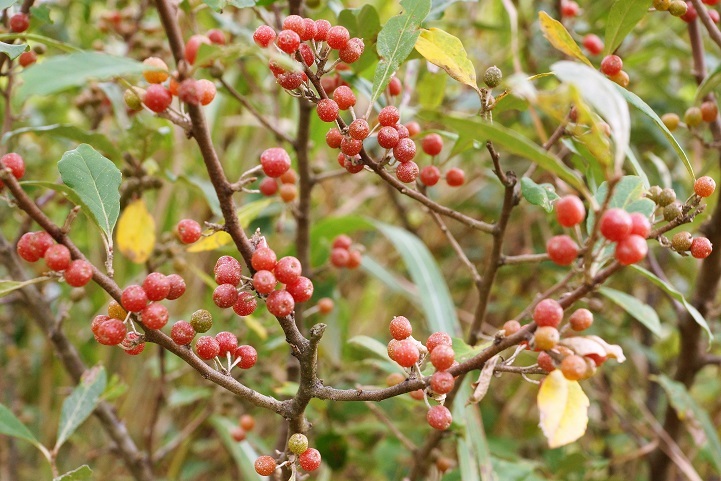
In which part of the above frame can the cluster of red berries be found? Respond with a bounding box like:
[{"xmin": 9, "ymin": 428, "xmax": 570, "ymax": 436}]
[
  {"xmin": 328, "ymin": 234, "xmax": 362, "ymax": 269},
  {"xmin": 92, "ymin": 301, "xmax": 145, "ymax": 355},
  {"xmin": 546, "ymin": 195, "xmax": 585, "ymax": 266},
  {"xmin": 255, "ymin": 433, "xmax": 322, "ymax": 475},
  {"xmin": 260, "ymin": 168, "xmax": 299, "ymax": 203},
  {"xmin": 17, "ymin": 228, "xmax": 94, "ymax": 288},
  {"xmin": 251, "ymin": 245, "xmax": 314, "ymax": 317},
  {"xmin": 230, "ymin": 414, "xmax": 255, "ymax": 442},
  {"xmin": 599, "ymin": 54, "xmax": 629, "ymax": 88},
  {"xmin": 417, "ymin": 133, "xmax": 465, "ymax": 187}
]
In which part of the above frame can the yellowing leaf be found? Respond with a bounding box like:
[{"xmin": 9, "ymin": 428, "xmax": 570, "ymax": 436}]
[
  {"xmin": 116, "ymin": 199, "xmax": 155, "ymax": 264},
  {"xmin": 537, "ymin": 370, "xmax": 589, "ymax": 448},
  {"xmin": 538, "ymin": 12, "xmax": 593, "ymax": 67},
  {"xmin": 414, "ymin": 28, "xmax": 479, "ymax": 92},
  {"xmin": 187, "ymin": 198, "xmax": 275, "ymax": 253}
]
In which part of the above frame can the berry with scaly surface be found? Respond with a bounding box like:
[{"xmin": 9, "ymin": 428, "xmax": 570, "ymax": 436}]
[
  {"xmin": 299, "ymin": 448, "xmax": 322, "ymax": 471},
  {"xmin": 171, "ymin": 321, "xmax": 195, "ymax": 345},
  {"xmin": 288, "ymin": 433, "xmax": 309, "ymax": 455},
  {"xmin": 195, "ymin": 336, "xmax": 220, "ymax": 360},
  {"xmin": 190, "ymin": 309, "xmax": 213, "ymax": 333},
  {"xmin": 426, "ymin": 405, "xmax": 453, "ymax": 430}
]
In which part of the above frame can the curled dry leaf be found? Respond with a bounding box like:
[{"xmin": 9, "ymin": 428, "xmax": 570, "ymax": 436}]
[
  {"xmin": 468, "ymin": 354, "xmax": 500, "ymax": 405},
  {"xmin": 559, "ymin": 335, "xmax": 625, "ymax": 363}
]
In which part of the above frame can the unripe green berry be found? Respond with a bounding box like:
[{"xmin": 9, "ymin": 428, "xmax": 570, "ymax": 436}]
[
  {"xmin": 190, "ymin": 309, "xmax": 213, "ymax": 333},
  {"xmin": 646, "ymin": 185, "xmax": 663, "ymax": 202},
  {"xmin": 663, "ymin": 202, "xmax": 683, "ymax": 222},
  {"xmin": 483, "ymin": 66, "xmax": 502, "ymax": 88},
  {"xmin": 32, "ymin": 43, "xmax": 47, "ymax": 55},
  {"xmin": 209, "ymin": 63, "xmax": 224, "ymax": 78},
  {"xmin": 124, "ymin": 88, "xmax": 145, "ymax": 111},
  {"xmin": 288, "ymin": 433, "xmax": 309, "ymax": 455},
  {"xmin": 657, "ymin": 187, "xmax": 676, "ymax": 207},
  {"xmin": 669, "ymin": 0, "xmax": 688, "ymax": 16},
  {"xmin": 684, "ymin": 107, "xmax": 703, "ymax": 128},
  {"xmin": 671, "ymin": 231, "xmax": 693, "ymax": 251},
  {"xmin": 69, "ymin": 287, "xmax": 86, "ymax": 302},
  {"xmin": 661, "ymin": 113, "xmax": 679, "ymax": 131}
]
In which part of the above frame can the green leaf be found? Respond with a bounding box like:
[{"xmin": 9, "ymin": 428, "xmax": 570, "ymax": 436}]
[
  {"xmin": 58, "ymin": 144, "xmax": 122, "ymax": 242},
  {"xmin": 456, "ymin": 376, "xmax": 493, "ymax": 481},
  {"xmin": 604, "ymin": 0, "xmax": 652, "ymax": 55},
  {"xmin": 0, "ymin": 0, "xmax": 20, "ymax": 9},
  {"xmin": 0, "ymin": 277, "xmax": 50, "ymax": 298},
  {"xmin": 55, "ymin": 366, "xmax": 107, "ymax": 450},
  {"xmin": 0, "ymin": 33, "xmax": 81, "ymax": 53},
  {"xmin": 0, "ymin": 403, "xmax": 41, "ymax": 448},
  {"xmin": 538, "ymin": 12, "xmax": 592, "ymax": 67},
  {"xmin": 417, "ymin": 71, "xmax": 446, "ymax": 109},
  {"xmin": 695, "ymin": 62, "xmax": 721, "ymax": 104},
  {"xmin": 521, "ymin": 177, "xmax": 559, "ymax": 213},
  {"xmin": 167, "ymin": 387, "xmax": 212, "ymax": 408},
  {"xmin": 615, "ymin": 84, "xmax": 694, "ymax": 180},
  {"xmin": 210, "ymin": 416, "xmax": 263, "ymax": 480},
  {"xmin": 360, "ymin": 255, "xmax": 418, "ymax": 302},
  {"xmin": 2, "ymin": 124, "xmax": 120, "ymax": 159},
  {"xmin": 653, "ymin": 374, "xmax": 721, "ymax": 474},
  {"xmin": 586, "ymin": 176, "xmax": 655, "ymax": 232},
  {"xmin": 228, "ymin": 0, "xmax": 255, "ymax": 6},
  {"xmin": 631, "ymin": 265, "xmax": 713, "ymax": 341},
  {"xmin": 414, "ymin": 28, "xmax": 479, "ymax": 92},
  {"xmin": 371, "ymin": 0, "xmax": 431, "ymax": 104},
  {"xmin": 552, "ymin": 61, "xmax": 630, "ymax": 172},
  {"xmin": 0, "ymin": 41, "xmax": 26, "ymax": 60},
  {"xmin": 348, "ymin": 335, "xmax": 395, "ymax": 362},
  {"xmin": 374, "ymin": 221, "xmax": 458, "ymax": 334},
  {"xmin": 53, "ymin": 465, "xmax": 92, "ymax": 481},
  {"xmin": 429, "ymin": 0, "xmax": 478, "ymax": 19},
  {"xmin": 425, "ymin": 112, "xmax": 590, "ymax": 199},
  {"xmin": 17, "ymin": 52, "xmax": 150, "ymax": 102},
  {"xmin": 599, "ymin": 287, "xmax": 662, "ymax": 336},
  {"xmin": 202, "ymin": 0, "xmax": 226, "ymax": 9}
]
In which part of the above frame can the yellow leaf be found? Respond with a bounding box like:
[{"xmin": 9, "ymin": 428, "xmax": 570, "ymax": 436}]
[
  {"xmin": 116, "ymin": 199, "xmax": 156, "ymax": 264},
  {"xmin": 187, "ymin": 198, "xmax": 275, "ymax": 253},
  {"xmin": 537, "ymin": 370, "xmax": 589, "ymax": 448},
  {"xmin": 538, "ymin": 12, "xmax": 593, "ymax": 67},
  {"xmin": 415, "ymin": 28, "xmax": 479, "ymax": 92}
]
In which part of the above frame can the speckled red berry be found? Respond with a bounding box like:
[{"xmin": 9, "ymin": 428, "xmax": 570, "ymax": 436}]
[
  {"xmin": 546, "ymin": 235, "xmax": 579, "ymax": 266},
  {"xmin": 171, "ymin": 320, "xmax": 195, "ymax": 345},
  {"xmin": 195, "ymin": 335, "xmax": 220, "ymax": 360},
  {"xmin": 235, "ymin": 344, "xmax": 258, "ymax": 369},
  {"xmin": 260, "ymin": 147, "xmax": 291, "ymax": 178},
  {"xmin": 141, "ymin": 303, "xmax": 169, "ymax": 330},
  {"xmin": 426, "ymin": 405, "xmax": 453, "ymax": 430},
  {"xmin": 233, "ymin": 292, "xmax": 258, "ymax": 316},
  {"xmin": 121, "ymin": 285, "xmax": 149, "ymax": 312},
  {"xmin": 143, "ymin": 272, "xmax": 170, "ymax": 301},
  {"xmin": 533, "ymin": 299, "xmax": 563, "ymax": 328}
]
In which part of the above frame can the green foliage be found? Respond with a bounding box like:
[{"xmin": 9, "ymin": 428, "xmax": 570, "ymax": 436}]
[{"xmin": 56, "ymin": 366, "xmax": 107, "ymax": 450}]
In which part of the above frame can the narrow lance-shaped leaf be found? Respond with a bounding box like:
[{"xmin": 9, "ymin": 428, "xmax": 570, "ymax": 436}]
[
  {"xmin": 371, "ymin": 0, "xmax": 431, "ymax": 104},
  {"xmin": 0, "ymin": 403, "xmax": 42, "ymax": 448},
  {"xmin": 53, "ymin": 465, "xmax": 92, "ymax": 481},
  {"xmin": 414, "ymin": 28, "xmax": 479, "ymax": 92},
  {"xmin": 538, "ymin": 12, "xmax": 592, "ymax": 67},
  {"xmin": 604, "ymin": 0, "xmax": 652, "ymax": 55},
  {"xmin": 0, "ymin": 277, "xmax": 50, "ymax": 298},
  {"xmin": 2, "ymin": 124, "xmax": 121, "ymax": 160},
  {"xmin": 599, "ymin": 287, "xmax": 662, "ymax": 336},
  {"xmin": 55, "ymin": 366, "xmax": 107, "ymax": 450},
  {"xmin": 58, "ymin": 144, "xmax": 122, "ymax": 246}
]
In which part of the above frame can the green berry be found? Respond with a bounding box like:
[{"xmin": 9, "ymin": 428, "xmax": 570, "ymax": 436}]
[
  {"xmin": 190, "ymin": 309, "xmax": 213, "ymax": 333},
  {"xmin": 661, "ymin": 113, "xmax": 679, "ymax": 131},
  {"xmin": 663, "ymin": 202, "xmax": 683, "ymax": 222},
  {"xmin": 124, "ymin": 88, "xmax": 145, "ymax": 111},
  {"xmin": 646, "ymin": 185, "xmax": 663, "ymax": 202},
  {"xmin": 483, "ymin": 66, "xmax": 502, "ymax": 88},
  {"xmin": 288, "ymin": 433, "xmax": 309, "ymax": 455},
  {"xmin": 669, "ymin": 0, "xmax": 688, "ymax": 16},
  {"xmin": 684, "ymin": 107, "xmax": 703, "ymax": 128},
  {"xmin": 671, "ymin": 231, "xmax": 693, "ymax": 251},
  {"xmin": 657, "ymin": 187, "xmax": 676, "ymax": 207}
]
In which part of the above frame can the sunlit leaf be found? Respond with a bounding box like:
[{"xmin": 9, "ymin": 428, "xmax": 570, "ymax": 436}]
[
  {"xmin": 415, "ymin": 28, "xmax": 479, "ymax": 92},
  {"xmin": 538, "ymin": 12, "xmax": 592, "ymax": 67},
  {"xmin": 116, "ymin": 199, "xmax": 156, "ymax": 264},
  {"xmin": 537, "ymin": 370, "xmax": 589, "ymax": 448},
  {"xmin": 604, "ymin": 0, "xmax": 652, "ymax": 55},
  {"xmin": 0, "ymin": 41, "xmax": 26, "ymax": 60},
  {"xmin": 0, "ymin": 277, "xmax": 50, "ymax": 298}
]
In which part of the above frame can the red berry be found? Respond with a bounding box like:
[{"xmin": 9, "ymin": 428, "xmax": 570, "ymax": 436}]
[
  {"xmin": 214, "ymin": 256, "xmax": 242, "ymax": 285},
  {"xmin": 388, "ymin": 77, "xmax": 402, "ymax": 96},
  {"xmin": 282, "ymin": 15, "xmax": 306, "ymax": 37},
  {"xmin": 318, "ymin": 297, "xmax": 334, "ymax": 313},
  {"xmin": 235, "ymin": 344, "xmax": 258, "ymax": 369},
  {"xmin": 694, "ymin": 176, "xmax": 716, "ymax": 197},
  {"xmin": 333, "ymin": 235, "xmax": 353, "ymax": 250},
  {"xmin": 253, "ymin": 270, "xmax": 277, "ymax": 294},
  {"xmin": 233, "ymin": 292, "xmax": 258, "ymax": 316},
  {"xmin": 141, "ymin": 303, "xmax": 169, "ymax": 330},
  {"xmin": 430, "ymin": 344, "xmax": 455, "ymax": 370},
  {"xmin": 339, "ymin": 37, "xmax": 364, "ymax": 63},
  {"xmin": 396, "ymin": 161, "xmax": 419, "ymax": 183},
  {"xmin": 254, "ymin": 456, "xmax": 276, "ymax": 476},
  {"xmin": 560, "ymin": 355, "xmax": 588, "ymax": 381},
  {"xmin": 393, "ymin": 138, "xmax": 416, "ymax": 163},
  {"xmin": 503, "ymin": 320, "xmax": 521, "ymax": 336},
  {"xmin": 274, "ymin": 256, "xmax": 302, "ymax": 284},
  {"xmin": 33, "ymin": 232, "xmax": 54, "ymax": 258},
  {"xmin": 560, "ymin": 0, "xmax": 579, "ymax": 17},
  {"xmin": 314, "ymin": 19, "xmax": 331, "ymax": 41},
  {"xmin": 259, "ymin": 177, "xmax": 279, "ymax": 196},
  {"xmin": 96, "ymin": 318, "xmax": 127, "ymax": 346},
  {"xmin": 197, "ymin": 79, "xmax": 216, "ymax": 106},
  {"xmin": 569, "ymin": 308, "xmax": 594, "ymax": 331},
  {"xmin": 629, "ymin": 212, "xmax": 651, "ymax": 238},
  {"xmin": 600, "ymin": 55, "xmax": 623, "ymax": 76},
  {"xmin": 166, "ymin": 274, "xmax": 186, "ymax": 300},
  {"xmin": 18, "ymin": 51, "xmax": 36, "ymax": 67},
  {"xmin": 406, "ymin": 121, "xmax": 421, "ymax": 137},
  {"xmin": 143, "ymin": 272, "xmax": 170, "ymax": 301},
  {"xmin": 143, "ymin": 85, "xmax": 172, "ymax": 113},
  {"xmin": 430, "ymin": 371, "xmax": 455, "ymax": 394},
  {"xmin": 392, "ymin": 339, "xmax": 420, "ymax": 367},
  {"xmin": 537, "ymin": 351, "xmax": 555, "ymax": 372},
  {"xmin": 582, "ymin": 34, "xmax": 604, "ymax": 55},
  {"xmin": 327, "ymin": 26, "xmax": 350, "ymax": 49},
  {"xmin": 690, "ymin": 237, "xmax": 713, "ymax": 258},
  {"xmin": 260, "ymin": 147, "xmax": 291, "ymax": 178},
  {"xmin": 171, "ymin": 320, "xmax": 195, "ymax": 345},
  {"xmin": 64, "ymin": 260, "xmax": 93, "ymax": 287},
  {"xmin": 681, "ymin": 2, "xmax": 698, "ymax": 22},
  {"xmin": 395, "ymin": 123, "xmax": 410, "ymax": 139},
  {"xmin": 266, "ymin": 289, "xmax": 295, "ymax": 317},
  {"xmin": 410, "ymin": 389, "xmax": 425, "ymax": 400},
  {"xmin": 426, "ymin": 405, "xmax": 453, "ymax": 430},
  {"xmin": 207, "ymin": 28, "xmax": 226, "ymax": 45},
  {"xmin": 253, "ymin": 25, "xmax": 276, "ymax": 48},
  {"xmin": 44, "ymin": 244, "xmax": 71, "ymax": 271},
  {"xmin": 177, "ymin": 79, "xmax": 201, "ymax": 105},
  {"xmin": 389, "ymin": 316, "xmax": 412, "ymax": 340},
  {"xmin": 379, "ymin": 106, "xmax": 400, "ymax": 126},
  {"xmin": 421, "ymin": 133, "xmax": 443, "ymax": 156},
  {"xmin": 286, "ymin": 276, "xmax": 314, "ymax": 303},
  {"xmin": 91, "ymin": 315, "xmax": 110, "ymax": 336},
  {"xmin": 122, "ymin": 332, "xmax": 145, "ymax": 355},
  {"xmin": 326, "ymin": 128, "xmax": 343, "ymax": 148},
  {"xmin": 0, "ymin": 152, "xmax": 26, "ymax": 188},
  {"xmin": 377, "ymin": 126, "xmax": 400, "ymax": 149},
  {"xmin": 299, "ymin": 43, "xmax": 314, "ymax": 66},
  {"xmin": 555, "ymin": 195, "xmax": 585, "ymax": 227},
  {"xmin": 533, "ymin": 299, "xmax": 563, "ymax": 328},
  {"xmin": 299, "ymin": 448, "xmax": 321, "ymax": 472},
  {"xmin": 599, "ymin": 208, "xmax": 632, "ymax": 242},
  {"xmin": 446, "ymin": 167, "xmax": 465, "ymax": 187},
  {"xmin": 340, "ymin": 137, "xmax": 363, "ymax": 156},
  {"xmin": 230, "ymin": 427, "xmax": 246, "ymax": 442},
  {"xmin": 195, "ymin": 335, "xmax": 220, "ymax": 360},
  {"xmin": 317, "ymin": 98, "xmax": 339, "ymax": 122},
  {"xmin": 185, "ymin": 35, "xmax": 211, "ymax": 64},
  {"xmin": 240, "ymin": 414, "xmax": 255, "ymax": 431},
  {"xmin": 420, "ymin": 165, "xmax": 441, "ymax": 186},
  {"xmin": 426, "ymin": 332, "xmax": 452, "ymax": 352},
  {"xmin": 330, "ymin": 247, "xmax": 350, "ymax": 267},
  {"xmin": 546, "ymin": 235, "xmax": 579, "ymax": 266},
  {"xmin": 252, "ymin": 247, "xmax": 277, "ymax": 271},
  {"xmin": 216, "ymin": 331, "xmax": 238, "ymax": 356},
  {"xmin": 331, "ymin": 86, "xmax": 355, "ymax": 111},
  {"xmin": 349, "ymin": 119, "xmax": 370, "ymax": 140},
  {"xmin": 177, "ymin": 219, "xmax": 202, "ymax": 244},
  {"xmin": 710, "ymin": 8, "xmax": 721, "ymax": 23},
  {"xmin": 9, "ymin": 13, "xmax": 29, "ymax": 33},
  {"xmin": 213, "ymin": 284, "xmax": 239, "ymax": 308},
  {"xmin": 121, "ymin": 285, "xmax": 149, "ymax": 312},
  {"xmin": 17, "ymin": 233, "xmax": 41, "ymax": 262},
  {"xmin": 276, "ymin": 29, "xmax": 301, "ymax": 54},
  {"xmin": 277, "ymin": 71, "xmax": 304, "ymax": 90},
  {"xmin": 347, "ymin": 249, "xmax": 362, "ymax": 269},
  {"xmin": 301, "ymin": 18, "xmax": 317, "ymax": 41}
]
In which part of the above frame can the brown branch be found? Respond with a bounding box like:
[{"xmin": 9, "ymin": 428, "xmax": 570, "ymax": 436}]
[{"xmin": 690, "ymin": 0, "xmax": 721, "ymax": 50}]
